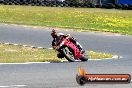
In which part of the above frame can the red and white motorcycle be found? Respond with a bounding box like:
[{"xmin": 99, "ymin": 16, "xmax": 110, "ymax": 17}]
[{"xmin": 53, "ymin": 36, "xmax": 88, "ymax": 62}]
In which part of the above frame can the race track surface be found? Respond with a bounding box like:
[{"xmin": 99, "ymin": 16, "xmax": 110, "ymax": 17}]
[{"xmin": 0, "ymin": 24, "xmax": 132, "ymax": 88}]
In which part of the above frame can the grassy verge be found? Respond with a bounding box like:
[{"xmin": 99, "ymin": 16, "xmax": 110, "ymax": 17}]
[
  {"xmin": 0, "ymin": 5, "xmax": 132, "ymax": 35},
  {"xmin": 0, "ymin": 44, "xmax": 112, "ymax": 63}
]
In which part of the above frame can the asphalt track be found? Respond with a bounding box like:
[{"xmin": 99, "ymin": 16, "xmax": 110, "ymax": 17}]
[{"xmin": 0, "ymin": 24, "xmax": 132, "ymax": 88}]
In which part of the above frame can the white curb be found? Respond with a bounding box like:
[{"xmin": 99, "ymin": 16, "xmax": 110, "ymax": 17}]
[
  {"xmin": 37, "ymin": 47, "xmax": 43, "ymax": 49},
  {"xmin": 0, "ymin": 62, "xmax": 51, "ymax": 65},
  {"xmin": 23, "ymin": 45, "xmax": 28, "ymax": 47},
  {"xmin": 4, "ymin": 43, "xmax": 10, "ymax": 45},
  {"xmin": 48, "ymin": 48, "xmax": 53, "ymax": 49},
  {"xmin": 31, "ymin": 46, "xmax": 36, "ymax": 48},
  {"xmin": 14, "ymin": 44, "xmax": 19, "ymax": 46}
]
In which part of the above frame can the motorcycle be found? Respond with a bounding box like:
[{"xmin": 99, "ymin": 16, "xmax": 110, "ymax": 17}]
[{"xmin": 53, "ymin": 36, "xmax": 88, "ymax": 62}]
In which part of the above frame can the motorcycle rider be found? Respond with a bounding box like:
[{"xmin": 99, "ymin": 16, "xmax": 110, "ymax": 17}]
[{"xmin": 51, "ymin": 29, "xmax": 83, "ymax": 52}]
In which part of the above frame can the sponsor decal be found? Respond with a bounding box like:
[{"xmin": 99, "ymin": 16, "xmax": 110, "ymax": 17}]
[{"xmin": 76, "ymin": 66, "xmax": 131, "ymax": 85}]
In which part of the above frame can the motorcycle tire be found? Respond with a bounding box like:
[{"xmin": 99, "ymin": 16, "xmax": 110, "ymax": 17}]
[
  {"xmin": 57, "ymin": 53, "xmax": 64, "ymax": 58},
  {"xmin": 62, "ymin": 47, "xmax": 75, "ymax": 62},
  {"xmin": 80, "ymin": 51, "xmax": 88, "ymax": 61}
]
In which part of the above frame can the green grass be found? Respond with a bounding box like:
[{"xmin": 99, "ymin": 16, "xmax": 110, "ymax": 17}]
[
  {"xmin": 0, "ymin": 44, "xmax": 112, "ymax": 63},
  {"xmin": 0, "ymin": 5, "xmax": 132, "ymax": 35}
]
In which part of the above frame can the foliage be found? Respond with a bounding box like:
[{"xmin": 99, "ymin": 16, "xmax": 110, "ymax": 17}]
[{"xmin": 0, "ymin": 5, "xmax": 132, "ymax": 35}]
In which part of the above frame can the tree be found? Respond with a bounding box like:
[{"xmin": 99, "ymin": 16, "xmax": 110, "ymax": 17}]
[
  {"xmin": 65, "ymin": 0, "xmax": 83, "ymax": 3},
  {"xmin": 65, "ymin": 0, "xmax": 97, "ymax": 4}
]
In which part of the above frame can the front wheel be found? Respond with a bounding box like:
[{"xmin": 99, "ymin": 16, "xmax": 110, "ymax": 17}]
[
  {"xmin": 80, "ymin": 51, "xmax": 88, "ymax": 61},
  {"xmin": 62, "ymin": 47, "xmax": 75, "ymax": 62}
]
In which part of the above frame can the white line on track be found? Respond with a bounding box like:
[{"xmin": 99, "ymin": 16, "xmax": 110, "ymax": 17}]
[
  {"xmin": 11, "ymin": 85, "xmax": 27, "ymax": 87},
  {"xmin": 0, "ymin": 86, "xmax": 9, "ymax": 88},
  {"xmin": 0, "ymin": 62, "xmax": 50, "ymax": 65},
  {"xmin": 25, "ymin": 62, "xmax": 50, "ymax": 64},
  {"xmin": 60, "ymin": 59, "xmax": 102, "ymax": 62},
  {"xmin": 104, "ymin": 34, "xmax": 122, "ymax": 37},
  {"xmin": 0, "ymin": 85, "xmax": 27, "ymax": 88}
]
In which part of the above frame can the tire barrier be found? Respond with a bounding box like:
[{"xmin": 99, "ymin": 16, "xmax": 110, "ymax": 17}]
[{"xmin": 0, "ymin": 0, "xmax": 132, "ymax": 10}]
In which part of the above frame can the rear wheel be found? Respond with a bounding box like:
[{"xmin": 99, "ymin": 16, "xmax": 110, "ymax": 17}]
[{"xmin": 62, "ymin": 47, "xmax": 75, "ymax": 62}]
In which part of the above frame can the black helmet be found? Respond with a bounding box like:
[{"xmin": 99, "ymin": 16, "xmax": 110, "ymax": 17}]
[{"xmin": 51, "ymin": 29, "xmax": 57, "ymax": 38}]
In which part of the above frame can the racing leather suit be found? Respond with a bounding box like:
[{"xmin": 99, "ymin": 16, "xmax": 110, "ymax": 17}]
[{"xmin": 52, "ymin": 33, "xmax": 83, "ymax": 51}]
